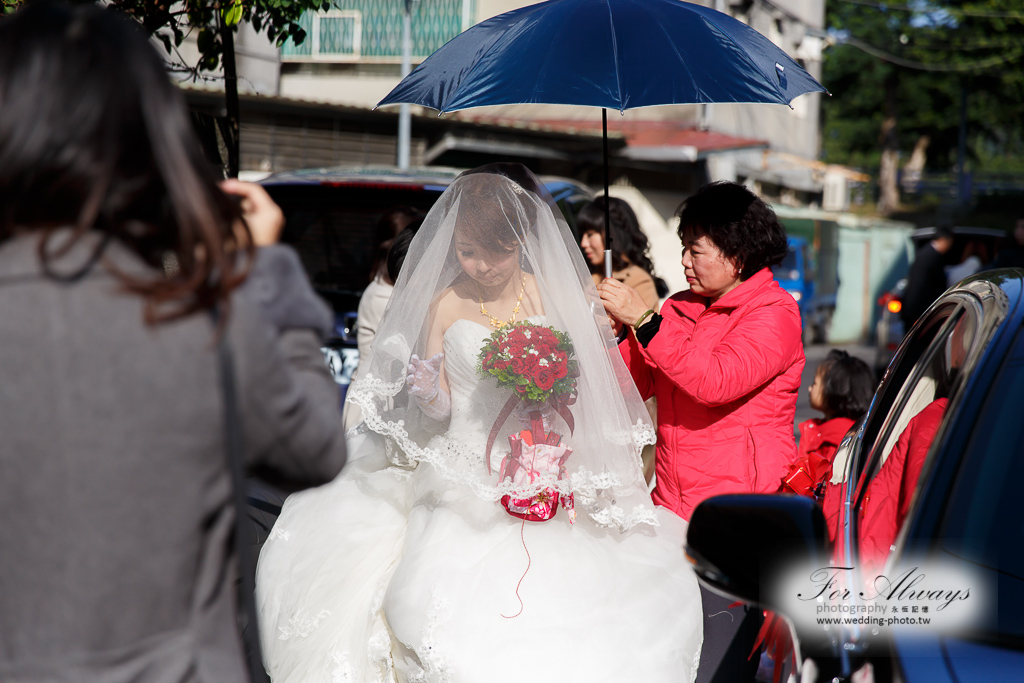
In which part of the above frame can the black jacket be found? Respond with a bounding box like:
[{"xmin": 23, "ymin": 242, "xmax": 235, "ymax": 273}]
[{"xmin": 901, "ymin": 242, "xmax": 948, "ymax": 328}]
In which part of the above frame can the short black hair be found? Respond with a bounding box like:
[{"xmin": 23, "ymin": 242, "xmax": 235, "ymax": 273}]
[
  {"xmin": 676, "ymin": 181, "xmax": 788, "ymax": 280},
  {"xmin": 820, "ymin": 350, "xmax": 876, "ymax": 421}
]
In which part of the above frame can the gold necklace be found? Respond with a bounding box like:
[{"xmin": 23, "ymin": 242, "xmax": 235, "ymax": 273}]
[{"xmin": 479, "ymin": 273, "xmax": 527, "ymax": 329}]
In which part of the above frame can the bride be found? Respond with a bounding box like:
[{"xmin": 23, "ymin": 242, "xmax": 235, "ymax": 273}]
[{"xmin": 256, "ymin": 164, "xmax": 702, "ymax": 683}]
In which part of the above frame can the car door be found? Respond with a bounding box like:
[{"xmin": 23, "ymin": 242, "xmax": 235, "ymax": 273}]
[{"xmin": 824, "ymin": 280, "xmax": 1009, "ymax": 668}]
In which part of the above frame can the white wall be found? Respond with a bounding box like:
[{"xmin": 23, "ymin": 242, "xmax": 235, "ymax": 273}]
[{"xmin": 167, "ymin": 22, "xmax": 281, "ymax": 96}]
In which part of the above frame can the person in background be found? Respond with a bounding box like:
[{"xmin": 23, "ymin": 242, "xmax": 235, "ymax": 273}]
[
  {"xmin": 0, "ymin": 3, "xmax": 347, "ymax": 681},
  {"xmin": 341, "ymin": 207, "xmax": 423, "ymax": 429},
  {"xmin": 785, "ymin": 350, "xmax": 875, "ymax": 500},
  {"xmin": 578, "ymin": 196, "xmax": 664, "ymax": 310},
  {"xmin": 578, "ymin": 196, "xmax": 664, "ymax": 483},
  {"xmin": 991, "ymin": 218, "xmax": 1024, "ymax": 270},
  {"xmin": 599, "ymin": 180, "xmax": 804, "ymax": 683},
  {"xmin": 946, "ymin": 239, "xmax": 989, "ymax": 287},
  {"xmin": 343, "ymin": 219, "xmax": 422, "ymax": 429},
  {"xmin": 796, "ymin": 351, "xmax": 876, "ymax": 545},
  {"xmin": 901, "ymin": 226, "xmax": 954, "ymax": 329},
  {"xmin": 369, "ymin": 206, "xmax": 425, "ymax": 284}
]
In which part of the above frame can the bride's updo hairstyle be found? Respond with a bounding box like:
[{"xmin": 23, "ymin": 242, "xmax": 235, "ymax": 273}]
[{"xmin": 0, "ymin": 1, "xmax": 249, "ymax": 323}]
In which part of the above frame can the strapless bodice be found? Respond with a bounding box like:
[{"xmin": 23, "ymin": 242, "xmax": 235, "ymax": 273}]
[{"xmin": 441, "ymin": 318, "xmax": 520, "ymax": 449}]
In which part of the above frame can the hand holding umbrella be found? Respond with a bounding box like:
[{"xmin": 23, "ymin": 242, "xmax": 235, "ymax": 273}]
[{"xmin": 598, "ymin": 277, "xmax": 652, "ymax": 330}]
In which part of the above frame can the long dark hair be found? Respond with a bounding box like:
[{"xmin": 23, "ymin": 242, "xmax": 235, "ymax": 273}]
[
  {"xmin": 0, "ymin": 1, "xmax": 248, "ymax": 323},
  {"xmin": 577, "ymin": 196, "xmax": 657, "ymax": 275}
]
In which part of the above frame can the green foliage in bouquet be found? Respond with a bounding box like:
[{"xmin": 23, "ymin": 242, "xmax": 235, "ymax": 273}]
[{"xmin": 478, "ymin": 320, "xmax": 579, "ymax": 403}]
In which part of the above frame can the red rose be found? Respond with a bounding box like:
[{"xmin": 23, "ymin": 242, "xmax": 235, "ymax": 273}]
[
  {"xmin": 552, "ymin": 361, "xmax": 568, "ymax": 379},
  {"xmin": 535, "ymin": 366, "xmax": 555, "ymax": 391},
  {"xmin": 511, "ymin": 357, "xmax": 527, "ymax": 374},
  {"xmin": 516, "ymin": 384, "xmax": 528, "ymax": 394}
]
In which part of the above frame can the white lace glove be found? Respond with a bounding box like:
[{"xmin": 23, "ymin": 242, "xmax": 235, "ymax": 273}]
[{"xmin": 406, "ymin": 352, "xmax": 451, "ymax": 420}]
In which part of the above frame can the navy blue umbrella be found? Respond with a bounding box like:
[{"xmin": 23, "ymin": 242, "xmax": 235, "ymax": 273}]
[{"xmin": 378, "ymin": 0, "xmax": 826, "ymax": 272}]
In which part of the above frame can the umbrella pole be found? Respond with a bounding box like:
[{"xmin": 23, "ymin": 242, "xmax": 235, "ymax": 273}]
[{"xmin": 602, "ymin": 108, "xmax": 613, "ymax": 279}]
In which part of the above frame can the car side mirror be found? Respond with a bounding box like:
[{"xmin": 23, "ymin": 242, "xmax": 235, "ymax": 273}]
[{"xmin": 685, "ymin": 494, "xmax": 828, "ymax": 609}]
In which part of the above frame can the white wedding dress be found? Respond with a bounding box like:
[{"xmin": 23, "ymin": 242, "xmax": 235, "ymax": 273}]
[{"xmin": 257, "ymin": 317, "xmax": 703, "ymax": 683}]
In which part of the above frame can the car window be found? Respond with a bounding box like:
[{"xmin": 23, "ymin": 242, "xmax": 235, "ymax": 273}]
[
  {"xmin": 938, "ymin": 328, "xmax": 1024, "ymax": 642},
  {"xmin": 853, "ymin": 304, "xmax": 980, "ymax": 571}
]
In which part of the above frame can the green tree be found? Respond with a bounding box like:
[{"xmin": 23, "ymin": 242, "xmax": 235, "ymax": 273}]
[
  {"xmin": 3, "ymin": 0, "xmax": 331, "ymax": 177},
  {"xmin": 822, "ymin": 0, "xmax": 1024, "ymax": 214}
]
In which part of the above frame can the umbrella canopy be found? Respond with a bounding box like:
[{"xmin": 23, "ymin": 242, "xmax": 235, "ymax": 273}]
[
  {"xmin": 377, "ymin": 0, "xmax": 826, "ymax": 274},
  {"xmin": 377, "ymin": 0, "xmax": 826, "ymax": 113}
]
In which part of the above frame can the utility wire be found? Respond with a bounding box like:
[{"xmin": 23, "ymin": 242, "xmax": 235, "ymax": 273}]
[
  {"xmin": 838, "ymin": 0, "xmax": 1024, "ymax": 20},
  {"xmin": 840, "ymin": 35, "xmax": 1024, "ymax": 71}
]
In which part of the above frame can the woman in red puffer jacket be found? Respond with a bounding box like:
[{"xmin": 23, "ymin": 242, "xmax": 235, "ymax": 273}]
[
  {"xmin": 599, "ymin": 181, "xmax": 804, "ymax": 683},
  {"xmin": 600, "ymin": 182, "xmax": 805, "ymax": 521}
]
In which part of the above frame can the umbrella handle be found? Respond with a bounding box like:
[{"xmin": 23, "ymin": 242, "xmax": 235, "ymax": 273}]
[{"xmin": 604, "ymin": 250, "xmax": 613, "ymax": 279}]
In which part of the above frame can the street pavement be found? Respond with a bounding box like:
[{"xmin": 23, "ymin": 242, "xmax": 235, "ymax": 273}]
[{"xmin": 794, "ymin": 342, "xmax": 876, "ymax": 441}]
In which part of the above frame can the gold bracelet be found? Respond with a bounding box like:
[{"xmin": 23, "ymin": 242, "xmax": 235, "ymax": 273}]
[{"xmin": 633, "ymin": 308, "xmax": 655, "ymax": 329}]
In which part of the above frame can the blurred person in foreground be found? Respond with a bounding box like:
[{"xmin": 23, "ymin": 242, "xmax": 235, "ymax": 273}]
[
  {"xmin": 599, "ymin": 180, "xmax": 804, "ymax": 683},
  {"xmin": 0, "ymin": 3, "xmax": 347, "ymax": 682}
]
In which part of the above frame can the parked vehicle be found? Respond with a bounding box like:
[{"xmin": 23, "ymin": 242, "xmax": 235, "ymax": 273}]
[
  {"xmin": 874, "ymin": 226, "xmax": 1004, "ymax": 375},
  {"xmin": 772, "ymin": 236, "xmax": 837, "ymax": 345},
  {"xmin": 687, "ymin": 267, "xmax": 1024, "ymax": 682}
]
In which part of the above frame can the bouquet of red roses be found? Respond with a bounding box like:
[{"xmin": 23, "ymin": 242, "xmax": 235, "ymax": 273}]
[
  {"xmin": 479, "ymin": 321, "xmax": 580, "ymax": 523},
  {"xmin": 477, "ymin": 320, "xmax": 578, "ymax": 403}
]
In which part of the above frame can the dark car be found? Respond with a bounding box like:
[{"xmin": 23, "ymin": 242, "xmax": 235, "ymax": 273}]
[
  {"xmin": 874, "ymin": 226, "xmax": 1005, "ymax": 374},
  {"xmin": 687, "ymin": 267, "xmax": 1024, "ymax": 682}
]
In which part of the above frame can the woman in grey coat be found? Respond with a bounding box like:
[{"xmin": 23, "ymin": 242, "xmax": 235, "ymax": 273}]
[{"xmin": 0, "ymin": 3, "xmax": 347, "ymax": 681}]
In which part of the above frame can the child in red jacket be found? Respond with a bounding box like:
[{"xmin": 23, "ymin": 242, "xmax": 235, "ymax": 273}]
[
  {"xmin": 783, "ymin": 351, "xmax": 875, "ymax": 496},
  {"xmin": 782, "ymin": 351, "xmax": 875, "ymax": 533}
]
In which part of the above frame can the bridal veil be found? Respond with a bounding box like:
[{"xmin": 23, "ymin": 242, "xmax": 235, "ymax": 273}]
[{"xmin": 346, "ymin": 164, "xmax": 658, "ymax": 530}]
